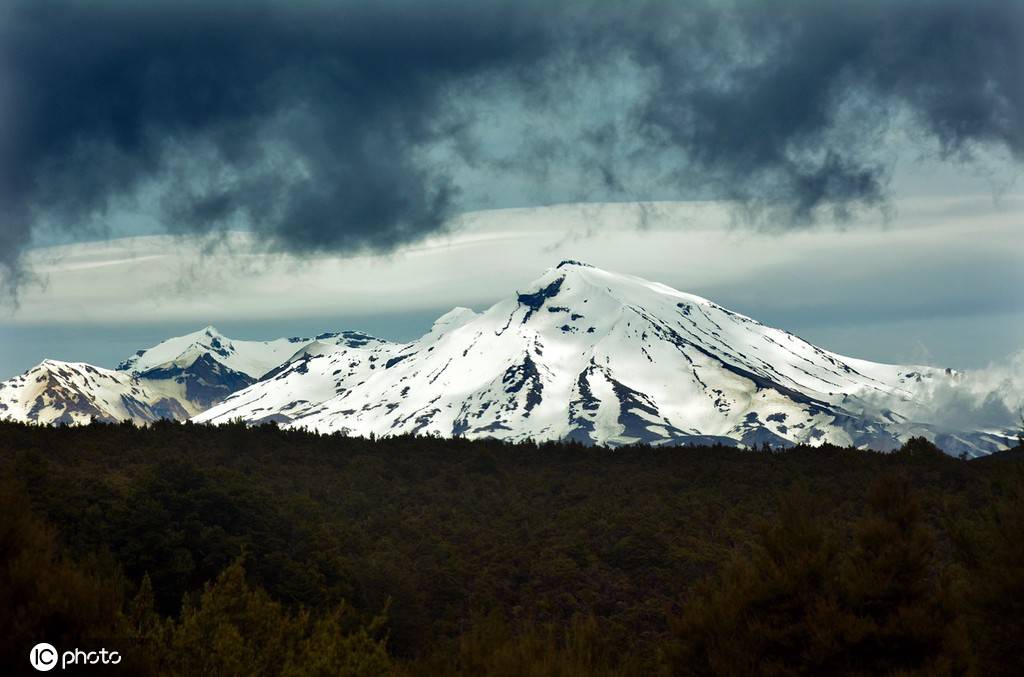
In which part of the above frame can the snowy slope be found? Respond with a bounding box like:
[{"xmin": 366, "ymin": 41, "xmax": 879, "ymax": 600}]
[
  {"xmin": 0, "ymin": 327, "xmax": 392, "ymax": 425},
  {"xmin": 0, "ymin": 360, "xmax": 190, "ymax": 425},
  {"xmin": 117, "ymin": 326, "xmax": 387, "ymax": 409},
  {"xmin": 119, "ymin": 326, "xmax": 327, "ymax": 378},
  {"xmin": 196, "ymin": 261, "xmax": 1013, "ymax": 456},
  {"xmin": 203, "ymin": 337, "xmax": 399, "ymax": 425}
]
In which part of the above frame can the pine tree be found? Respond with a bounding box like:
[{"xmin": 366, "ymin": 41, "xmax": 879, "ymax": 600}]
[
  {"xmin": 0, "ymin": 482, "xmax": 124, "ymax": 673},
  {"xmin": 163, "ymin": 557, "xmax": 390, "ymax": 676},
  {"xmin": 817, "ymin": 475, "xmax": 968, "ymax": 675},
  {"xmin": 962, "ymin": 469, "xmax": 1024, "ymax": 676},
  {"xmin": 665, "ymin": 479, "xmax": 969, "ymax": 676},
  {"xmin": 665, "ymin": 487, "xmax": 839, "ymax": 676}
]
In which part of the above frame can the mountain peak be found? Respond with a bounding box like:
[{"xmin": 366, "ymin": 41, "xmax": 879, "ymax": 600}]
[
  {"xmin": 5, "ymin": 262, "xmax": 1012, "ymax": 457},
  {"xmin": 556, "ymin": 259, "xmax": 594, "ymax": 270},
  {"xmin": 115, "ymin": 325, "xmax": 386, "ymax": 383},
  {"xmin": 1, "ymin": 358, "xmax": 188, "ymax": 425},
  {"xmin": 515, "ymin": 260, "xmax": 712, "ymax": 322}
]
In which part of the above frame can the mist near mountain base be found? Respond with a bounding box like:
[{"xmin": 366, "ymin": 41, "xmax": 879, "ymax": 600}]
[{"xmin": 863, "ymin": 351, "xmax": 1024, "ymax": 434}]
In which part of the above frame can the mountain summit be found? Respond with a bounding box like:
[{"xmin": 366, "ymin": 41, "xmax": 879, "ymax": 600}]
[
  {"xmin": 191, "ymin": 261, "xmax": 1010, "ymax": 455},
  {"xmin": 0, "ymin": 262, "xmax": 1013, "ymax": 455},
  {"xmin": 0, "ymin": 360, "xmax": 188, "ymax": 425}
]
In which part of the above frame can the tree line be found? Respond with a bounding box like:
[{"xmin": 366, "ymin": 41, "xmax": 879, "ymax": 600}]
[{"xmin": 1, "ymin": 421, "xmax": 1022, "ymax": 675}]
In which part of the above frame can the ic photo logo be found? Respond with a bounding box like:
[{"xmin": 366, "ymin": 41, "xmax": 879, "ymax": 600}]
[
  {"xmin": 29, "ymin": 643, "xmax": 122, "ymax": 671},
  {"xmin": 29, "ymin": 644, "xmax": 57, "ymax": 672}
]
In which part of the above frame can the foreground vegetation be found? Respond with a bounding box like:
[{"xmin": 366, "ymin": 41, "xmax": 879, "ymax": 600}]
[{"xmin": 1, "ymin": 421, "xmax": 1022, "ymax": 675}]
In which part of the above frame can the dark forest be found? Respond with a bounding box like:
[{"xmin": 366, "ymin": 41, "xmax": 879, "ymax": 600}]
[{"xmin": 2, "ymin": 421, "xmax": 1022, "ymax": 675}]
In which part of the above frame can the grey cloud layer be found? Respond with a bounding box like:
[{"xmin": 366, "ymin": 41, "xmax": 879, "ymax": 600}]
[{"xmin": 1, "ymin": 0, "xmax": 1021, "ymax": 291}]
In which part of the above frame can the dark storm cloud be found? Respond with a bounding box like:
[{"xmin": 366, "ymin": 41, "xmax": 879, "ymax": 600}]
[
  {"xmin": 0, "ymin": 0, "xmax": 559, "ymax": 289},
  {"xmin": 0, "ymin": 0, "xmax": 1021, "ymax": 293},
  {"xmin": 624, "ymin": 0, "xmax": 1023, "ymax": 220}
]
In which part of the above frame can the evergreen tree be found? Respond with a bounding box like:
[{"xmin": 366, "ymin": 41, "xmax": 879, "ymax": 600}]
[
  {"xmin": 666, "ymin": 478, "xmax": 968, "ymax": 676},
  {"xmin": 162, "ymin": 557, "xmax": 390, "ymax": 677},
  {"xmin": 0, "ymin": 482, "xmax": 124, "ymax": 674},
  {"xmin": 666, "ymin": 487, "xmax": 839, "ymax": 676},
  {"xmin": 819, "ymin": 475, "xmax": 968, "ymax": 675},
  {"xmin": 961, "ymin": 469, "xmax": 1024, "ymax": 676}
]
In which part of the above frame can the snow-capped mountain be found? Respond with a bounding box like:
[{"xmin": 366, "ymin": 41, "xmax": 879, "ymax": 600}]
[
  {"xmin": 117, "ymin": 325, "xmax": 386, "ymax": 409},
  {"xmin": 0, "ymin": 360, "xmax": 190, "ymax": 425},
  {"xmin": 194, "ymin": 261, "xmax": 1013, "ymax": 456},
  {"xmin": 0, "ymin": 326, "xmax": 388, "ymax": 424},
  {"xmin": 119, "ymin": 325, "xmax": 324, "ymax": 379},
  {"xmin": 1, "ymin": 261, "xmax": 1014, "ymax": 455}
]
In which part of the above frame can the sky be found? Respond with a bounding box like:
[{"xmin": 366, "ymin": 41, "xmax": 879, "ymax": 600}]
[{"xmin": 0, "ymin": 0, "xmax": 1022, "ymax": 380}]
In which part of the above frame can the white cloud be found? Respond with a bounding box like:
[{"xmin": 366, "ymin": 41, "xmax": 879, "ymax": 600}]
[
  {"xmin": 5, "ymin": 196, "xmax": 1022, "ymax": 369},
  {"xmin": 861, "ymin": 351, "xmax": 1024, "ymax": 434}
]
